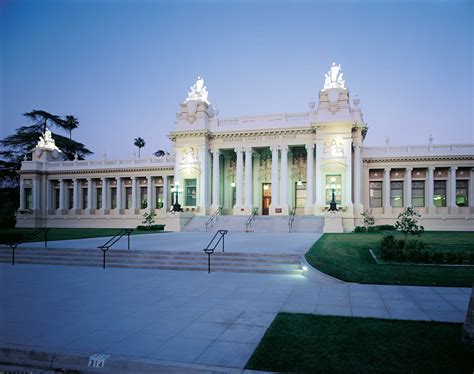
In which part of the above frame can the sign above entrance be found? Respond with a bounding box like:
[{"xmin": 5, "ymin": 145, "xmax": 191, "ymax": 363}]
[{"xmin": 222, "ymin": 134, "xmax": 298, "ymax": 143}]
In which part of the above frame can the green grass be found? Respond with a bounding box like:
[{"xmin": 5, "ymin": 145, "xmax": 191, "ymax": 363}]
[
  {"xmin": 305, "ymin": 232, "xmax": 474, "ymax": 287},
  {"xmin": 0, "ymin": 227, "xmax": 163, "ymax": 243},
  {"xmin": 246, "ymin": 313, "xmax": 474, "ymax": 373}
]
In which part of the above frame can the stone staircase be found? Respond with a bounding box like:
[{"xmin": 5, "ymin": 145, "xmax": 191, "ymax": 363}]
[
  {"xmin": 0, "ymin": 247, "xmax": 303, "ymax": 275},
  {"xmin": 184, "ymin": 215, "xmax": 323, "ymax": 233}
]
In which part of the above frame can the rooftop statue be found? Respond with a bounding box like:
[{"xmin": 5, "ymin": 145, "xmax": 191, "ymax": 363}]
[
  {"xmin": 36, "ymin": 128, "xmax": 60, "ymax": 152},
  {"xmin": 323, "ymin": 62, "xmax": 345, "ymax": 90},
  {"xmin": 186, "ymin": 76, "xmax": 209, "ymax": 104}
]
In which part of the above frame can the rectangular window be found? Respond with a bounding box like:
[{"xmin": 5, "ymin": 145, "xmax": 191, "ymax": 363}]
[
  {"xmin": 24, "ymin": 187, "xmax": 32, "ymax": 210},
  {"xmin": 456, "ymin": 180, "xmax": 469, "ymax": 207},
  {"xmin": 325, "ymin": 175, "xmax": 342, "ymax": 205},
  {"xmin": 55, "ymin": 188, "xmax": 60, "ymax": 209},
  {"xmin": 96, "ymin": 188, "xmax": 102, "ymax": 209},
  {"xmin": 295, "ymin": 182, "xmax": 307, "ymax": 208},
  {"xmin": 185, "ymin": 178, "xmax": 197, "ymax": 206},
  {"xmin": 140, "ymin": 187, "xmax": 147, "ymax": 209},
  {"xmin": 82, "ymin": 189, "xmax": 88, "ymax": 209},
  {"xmin": 110, "ymin": 187, "xmax": 117, "ymax": 209},
  {"xmin": 390, "ymin": 181, "xmax": 404, "ymax": 207},
  {"xmin": 369, "ymin": 181, "xmax": 382, "ymax": 208},
  {"xmin": 68, "ymin": 188, "xmax": 74, "ymax": 209},
  {"xmin": 156, "ymin": 186, "xmax": 164, "ymax": 209},
  {"xmin": 433, "ymin": 180, "xmax": 446, "ymax": 207},
  {"xmin": 125, "ymin": 187, "xmax": 132, "ymax": 209},
  {"xmin": 412, "ymin": 181, "xmax": 425, "ymax": 207}
]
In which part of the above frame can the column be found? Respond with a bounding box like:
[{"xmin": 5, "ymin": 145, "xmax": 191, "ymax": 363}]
[
  {"xmin": 87, "ymin": 178, "xmax": 93, "ymax": 210},
  {"xmin": 72, "ymin": 178, "xmax": 79, "ymax": 210},
  {"xmin": 270, "ymin": 146, "xmax": 279, "ymax": 206},
  {"xmin": 235, "ymin": 147, "xmax": 244, "ymax": 208},
  {"xmin": 470, "ymin": 168, "xmax": 474, "ymax": 209},
  {"xmin": 32, "ymin": 178, "xmax": 40, "ymax": 210},
  {"xmin": 147, "ymin": 176, "xmax": 153, "ymax": 210},
  {"xmin": 427, "ymin": 167, "xmax": 435, "ymax": 209},
  {"xmin": 405, "ymin": 167, "xmax": 413, "ymax": 207},
  {"xmin": 199, "ymin": 147, "xmax": 208, "ymax": 212},
  {"xmin": 46, "ymin": 179, "xmax": 52, "ymax": 210},
  {"xmin": 101, "ymin": 177, "xmax": 108, "ymax": 211},
  {"xmin": 59, "ymin": 179, "xmax": 66, "ymax": 210},
  {"xmin": 211, "ymin": 149, "xmax": 220, "ymax": 208},
  {"xmin": 305, "ymin": 144, "xmax": 315, "ymax": 210},
  {"xmin": 383, "ymin": 167, "xmax": 391, "ymax": 213},
  {"xmin": 131, "ymin": 176, "xmax": 137, "ymax": 210},
  {"xmin": 19, "ymin": 179, "xmax": 25, "ymax": 210},
  {"xmin": 244, "ymin": 147, "xmax": 253, "ymax": 208},
  {"xmin": 450, "ymin": 166, "xmax": 458, "ymax": 211},
  {"xmin": 280, "ymin": 145, "xmax": 288, "ymax": 206},
  {"xmin": 344, "ymin": 139, "xmax": 353, "ymax": 206},
  {"xmin": 116, "ymin": 177, "xmax": 122, "ymax": 210},
  {"xmin": 163, "ymin": 176, "xmax": 169, "ymax": 211},
  {"xmin": 353, "ymin": 141, "xmax": 362, "ymax": 206},
  {"xmin": 315, "ymin": 140, "xmax": 324, "ymax": 209}
]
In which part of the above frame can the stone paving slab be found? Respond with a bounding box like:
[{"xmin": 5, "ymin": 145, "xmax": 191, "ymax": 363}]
[{"xmin": 0, "ymin": 263, "xmax": 471, "ymax": 372}]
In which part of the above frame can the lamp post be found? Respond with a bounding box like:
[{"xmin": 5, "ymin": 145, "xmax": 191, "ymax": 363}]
[
  {"xmin": 327, "ymin": 177, "xmax": 341, "ymax": 212},
  {"xmin": 171, "ymin": 181, "xmax": 183, "ymax": 212}
]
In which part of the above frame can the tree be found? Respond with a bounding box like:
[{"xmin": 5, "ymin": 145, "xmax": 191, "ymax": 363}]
[
  {"xmin": 394, "ymin": 207, "xmax": 424, "ymax": 249},
  {"xmin": 360, "ymin": 210, "xmax": 375, "ymax": 229},
  {"xmin": 63, "ymin": 115, "xmax": 79, "ymax": 140},
  {"xmin": 134, "ymin": 137, "xmax": 145, "ymax": 157},
  {"xmin": 154, "ymin": 149, "xmax": 169, "ymax": 157}
]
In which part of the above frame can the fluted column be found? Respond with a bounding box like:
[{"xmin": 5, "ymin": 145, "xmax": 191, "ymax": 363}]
[
  {"xmin": 72, "ymin": 179, "xmax": 79, "ymax": 210},
  {"xmin": 383, "ymin": 167, "xmax": 391, "ymax": 213},
  {"xmin": 131, "ymin": 176, "xmax": 137, "ymax": 210},
  {"xmin": 59, "ymin": 179, "xmax": 66, "ymax": 210},
  {"xmin": 235, "ymin": 147, "xmax": 244, "ymax": 208},
  {"xmin": 101, "ymin": 178, "xmax": 108, "ymax": 211},
  {"xmin": 450, "ymin": 166, "xmax": 458, "ymax": 211},
  {"xmin": 163, "ymin": 176, "xmax": 169, "ymax": 211},
  {"xmin": 87, "ymin": 178, "xmax": 93, "ymax": 210},
  {"xmin": 19, "ymin": 179, "xmax": 25, "ymax": 210},
  {"xmin": 344, "ymin": 140, "xmax": 353, "ymax": 206},
  {"xmin": 270, "ymin": 146, "xmax": 279, "ymax": 206},
  {"xmin": 427, "ymin": 167, "xmax": 435, "ymax": 209},
  {"xmin": 353, "ymin": 141, "xmax": 362, "ymax": 206},
  {"xmin": 147, "ymin": 176, "xmax": 153, "ymax": 210},
  {"xmin": 46, "ymin": 180, "xmax": 52, "ymax": 210},
  {"xmin": 315, "ymin": 140, "xmax": 324, "ymax": 211},
  {"xmin": 280, "ymin": 145, "xmax": 288, "ymax": 206},
  {"xmin": 115, "ymin": 177, "xmax": 122, "ymax": 210},
  {"xmin": 305, "ymin": 144, "xmax": 315, "ymax": 211},
  {"xmin": 405, "ymin": 167, "xmax": 413, "ymax": 207},
  {"xmin": 32, "ymin": 178, "xmax": 40, "ymax": 210},
  {"xmin": 211, "ymin": 149, "xmax": 220, "ymax": 208},
  {"xmin": 244, "ymin": 147, "xmax": 253, "ymax": 208}
]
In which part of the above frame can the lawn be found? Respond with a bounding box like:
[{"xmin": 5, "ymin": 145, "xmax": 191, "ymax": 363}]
[
  {"xmin": 246, "ymin": 313, "xmax": 474, "ymax": 373},
  {"xmin": 305, "ymin": 232, "xmax": 474, "ymax": 287},
  {"xmin": 0, "ymin": 227, "xmax": 163, "ymax": 243}
]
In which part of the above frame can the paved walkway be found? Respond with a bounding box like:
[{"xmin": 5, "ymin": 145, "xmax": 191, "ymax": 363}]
[{"xmin": 0, "ymin": 263, "xmax": 470, "ymax": 371}]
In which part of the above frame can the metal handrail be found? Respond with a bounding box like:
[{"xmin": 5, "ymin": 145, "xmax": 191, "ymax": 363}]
[
  {"xmin": 288, "ymin": 207, "xmax": 296, "ymax": 233},
  {"xmin": 205, "ymin": 206, "xmax": 222, "ymax": 232},
  {"xmin": 4, "ymin": 228, "xmax": 51, "ymax": 265},
  {"xmin": 245, "ymin": 207, "xmax": 258, "ymax": 232},
  {"xmin": 203, "ymin": 229, "xmax": 228, "ymax": 274},
  {"xmin": 98, "ymin": 229, "xmax": 134, "ymax": 269}
]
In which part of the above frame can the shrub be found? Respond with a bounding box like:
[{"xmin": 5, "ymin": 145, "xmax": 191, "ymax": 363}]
[
  {"xmin": 136, "ymin": 224, "xmax": 165, "ymax": 231},
  {"xmin": 353, "ymin": 226, "xmax": 367, "ymax": 233},
  {"xmin": 394, "ymin": 207, "xmax": 424, "ymax": 250}
]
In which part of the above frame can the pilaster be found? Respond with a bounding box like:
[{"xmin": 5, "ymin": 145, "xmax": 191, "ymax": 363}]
[{"xmin": 305, "ymin": 143, "xmax": 315, "ymax": 215}]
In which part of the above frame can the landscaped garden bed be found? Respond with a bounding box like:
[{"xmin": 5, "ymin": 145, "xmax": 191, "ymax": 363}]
[{"xmin": 246, "ymin": 313, "xmax": 474, "ymax": 373}]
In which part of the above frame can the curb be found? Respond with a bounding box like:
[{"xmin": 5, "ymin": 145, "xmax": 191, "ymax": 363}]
[{"xmin": 300, "ymin": 255, "xmax": 344, "ymax": 283}]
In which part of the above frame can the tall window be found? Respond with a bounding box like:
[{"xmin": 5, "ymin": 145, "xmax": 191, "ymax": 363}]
[
  {"xmin": 125, "ymin": 187, "xmax": 132, "ymax": 209},
  {"xmin": 369, "ymin": 181, "xmax": 382, "ymax": 207},
  {"xmin": 433, "ymin": 180, "xmax": 446, "ymax": 207},
  {"xmin": 390, "ymin": 181, "xmax": 404, "ymax": 207},
  {"xmin": 55, "ymin": 188, "xmax": 60, "ymax": 209},
  {"xmin": 68, "ymin": 188, "xmax": 74, "ymax": 209},
  {"xmin": 140, "ymin": 187, "xmax": 147, "ymax": 209},
  {"xmin": 412, "ymin": 181, "xmax": 425, "ymax": 207},
  {"xmin": 110, "ymin": 187, "xmax": 117, "ymax": 209},
  {"xmin": 456, "ymin": 180, "xmax": 469, "ymax": 207},
  {"xmin": 325, "ymin": 175, "xmax": 342, "ymax": 205},
  {"xmin": 24, "ymin": 187, "xmax": 32, "ymax": 209},
  {"xmin": 295, "ymin": 182, "xmax": 307, "ymax": 208},
  {"xmin": 96, "ymin": 188, "xmax": 102, "ymax": 209},
  {"xmin": 156, "ymin": 186, "xmax": 164, "ymax": 209},
  {"xmin": 82, "ymin": 189, "xmax": 88, "ymax": 209},
  {"xmin": 185, "ymin": 178, "xmax": 197, "ymax": 206}
]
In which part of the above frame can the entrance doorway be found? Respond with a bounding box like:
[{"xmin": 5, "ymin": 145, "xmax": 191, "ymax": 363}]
[{"xmin": 262, "ymin": 183, "xmax": 271, "ymax": 215}]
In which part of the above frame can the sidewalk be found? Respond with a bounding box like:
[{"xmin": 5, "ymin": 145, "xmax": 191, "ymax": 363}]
[{"xmin": 0, "ymin": 263, "xmax": 470, "ymax": 371}]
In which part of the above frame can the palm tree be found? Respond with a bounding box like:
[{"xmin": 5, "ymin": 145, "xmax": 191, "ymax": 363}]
[
  {"xmin": 134, "ymin": 137, "xmax": 145, "ymax": 157},
  {"xmin": 63, "ymin": 115, "xmax": 79, "ymax": 140}
]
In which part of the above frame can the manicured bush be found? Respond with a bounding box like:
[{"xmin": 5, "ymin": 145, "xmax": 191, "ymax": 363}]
[
  {"xmin": 353, "ymin": 226, "xmax": 367, "ymax": 233},
  {"xmin": 136, "ymin": 224, "xmax": 165, "ymax": 231},
  {"xmin": 367, "ymin": 225, "xmax": 396, "ymax": 233}
]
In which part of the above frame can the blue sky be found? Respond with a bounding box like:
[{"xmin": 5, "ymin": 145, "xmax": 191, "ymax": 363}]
[{"xmin": 1, "ymin": 0, "xmax": 472, "ymax": 159}]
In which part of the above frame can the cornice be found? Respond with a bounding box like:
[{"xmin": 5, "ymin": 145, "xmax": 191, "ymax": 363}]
[
  {"xmin": 168, "ymin": 130, "xmax": 212, "ymax": 141},
  {"xmin": 211, "ymin": 127, "xmax": 314, "ymax": 139},
  {"xmin": 20, "ymin": 166, "xmax": 174, "ymax": 176},
  {"xmin": 363, "ymin": 155, "xmax": 474, "ymax": 163}
]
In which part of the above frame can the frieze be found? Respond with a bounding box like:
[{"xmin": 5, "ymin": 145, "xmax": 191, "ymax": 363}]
[{"xmin": 221, "ymin": 134, "xmax": 298, "ymax": 143}]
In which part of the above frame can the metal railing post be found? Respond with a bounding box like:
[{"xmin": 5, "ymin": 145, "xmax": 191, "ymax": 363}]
[{"xmin": 11, "ymin": 244, "xmax": 16, "ymax": 265}]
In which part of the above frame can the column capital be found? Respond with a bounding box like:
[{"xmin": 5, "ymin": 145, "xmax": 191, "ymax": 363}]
[
  {"xmin": 450, "ymin": 166, "xmax": 458, "ymax": 172},
  {"xmin": 428, "ymin": 166, "xmax": 436, "ymax": 172},
  {"xmin": 87, "ymin": 177, "xmax": 92, "ymax": 182},
  {"xmin": 270, "ymin": 145, "xmax": 279, "ymax": 153},
  {"xmin": 353, "ymin": 140, "xmax": 363, "ymax": 149},
  {"xmin": 279, "ymin": 145, "xmax": 289, "ymax": 153},
  {"xmin": 131, "ymin": 176, "xmax": 136, "ymax": 181},
  {"xmin": 384, "ymin": 167, "xmax": 391, "ymax": 173},
  {"xmin": 147, "ymin": 175, "xmax": 153, "ymax": 181},
  {"xmin": 406, "ymin": 167, "xmax": 413, "ymax": 172},
  {"xmin": 234, "ymin": 147, "xmax": 244, "ymax": 154},
  {"xmin": 305, "ymin": 143, "xmax": 315, "ymax": 151},
  {"xmin": 116, "ymin": 176, "xmax": 122, "ymax": 181},
  {"xmin": 210, "ymin": 148, "xmax": 220, "ymax": 155},
  {"xmin": 244, "ymin": 146, "xmax": 253, "ymax": 154},
  {"xmin": 101, "ymin": 177, "xmax": 107, "ymax": 181}
]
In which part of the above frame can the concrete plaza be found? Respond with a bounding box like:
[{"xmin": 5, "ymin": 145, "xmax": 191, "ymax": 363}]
[{"xmin": 0, "ymin": 232, "xmax": 471, "ymax": 372}]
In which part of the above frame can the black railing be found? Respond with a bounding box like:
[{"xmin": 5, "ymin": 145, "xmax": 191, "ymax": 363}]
[
  {"xmin": 98, "ymin": 229, "xmax": 133, "ymax": 269},
  {"xmin": 245, "ymin": 207, "xmax": 258, "ymax": 232},
  {"xmin": 203, "ymin": 229, "xmax": 228, "ymax": 274},
  {"xmin": 205, "ymin": 206, "xmax": 222, "ymax": 232},
  {"xmin": 3, "ymin": 228, "xmax": 51, "ymax": 265},
  {"xmin": 288, "ymin": 207, "xmax": 296, "ymax": 233}
]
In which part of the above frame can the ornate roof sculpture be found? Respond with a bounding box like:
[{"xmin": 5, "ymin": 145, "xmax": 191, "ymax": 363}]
[
  {"xmin": 186, "ymin": 76, "xmax": 209, "ymax": 104},
  {"xmin": 323, "ymin": 62, "xmax": 346, "ymax": 90},
  {"xmin": 36, "ymin": 128, "xmax": 60, "ymax": 152}
]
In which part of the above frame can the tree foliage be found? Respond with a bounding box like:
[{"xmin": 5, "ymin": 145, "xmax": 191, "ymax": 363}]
[
  {"xmin": 134, "ymin": 137, "xmax": 145, "ymax": 157},
  {"xmin": 360, "ymin": 210, "xmax": 375, "ymax": 228},
  {"xmin": 394, "ymin": 207, "xmax": 424, "ymax": 249}
]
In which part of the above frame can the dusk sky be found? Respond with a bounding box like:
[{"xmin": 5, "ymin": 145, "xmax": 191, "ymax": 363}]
[{"xmin": 1, "ymin": 0, "xmax": 472, "ymax": 159}]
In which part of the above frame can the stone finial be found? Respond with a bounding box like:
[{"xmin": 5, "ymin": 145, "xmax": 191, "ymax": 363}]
[
  {"xmin": 428, "ymin": 134, "xmax": 433, "ymax": 145},
  {"xmin": 385, "ymin": 136, "xmax": 390, "ymax": 146}
]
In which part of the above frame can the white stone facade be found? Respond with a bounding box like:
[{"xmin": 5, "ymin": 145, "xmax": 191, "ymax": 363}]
[{"xmin": 17, "ymin": 64, "xmax": 474, "ymax": 231}]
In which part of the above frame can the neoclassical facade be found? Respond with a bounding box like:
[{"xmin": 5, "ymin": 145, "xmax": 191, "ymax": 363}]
[{"xmin": 17, "ymin": 64, "xmax": 474, "ymax": 231}]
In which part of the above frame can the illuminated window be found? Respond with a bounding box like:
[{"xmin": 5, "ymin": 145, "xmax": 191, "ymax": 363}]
[
  {"xmin": 456, "ymin": 180, "xmax": 468, "ymax": 207},
  {"xmin": 325, "ymin": 175, "xmax": 342, "ymax": 205},
  {"xmin": 433, "ymin": 180, "xmax": 446, "ymax": 207},
  {"xmin": 369, "ymin": 181, "xmax": 382, "ymax": 207},
  {"xmin": 125, "ymin": 187, "xmax": 132, "ymax": 209},
  {"xmin": 155, "ymin": 186, "xmax": 164, "ymax": 209},
  {"xmin": 390, "ymin": 181, "xmax": 404, "ymax": 207},
  {"xmin": 185, "ymin": 178, "xmax": 197, "ymax": 206},
  {"xmin": 110, "ymin": 187, "xmax": 117, "ymax": 209},
  {"xmin": 140, "ymin": 187, "xmax": 147, "ymax": 209},
  {"xmin": 412, "ymin": 181, "xmax": 425, "ymax": 207}
]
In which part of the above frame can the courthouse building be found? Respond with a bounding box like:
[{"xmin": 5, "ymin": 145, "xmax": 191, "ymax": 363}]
[{"xmin": 17, "ymin": 63, "xmax": 474, "ymax": 231}]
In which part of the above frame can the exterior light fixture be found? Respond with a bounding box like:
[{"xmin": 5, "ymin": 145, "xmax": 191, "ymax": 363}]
[
  {"xmin": 171, "ymin": 181, "xmax": 183, "ymax": 212},
  {"xmin": 231, "ymin": 181, "xmax": 236, "ymax": 188},
  {"xmin": 328, "ymin": 176, "xmax": 338, "ymax": 212}
]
